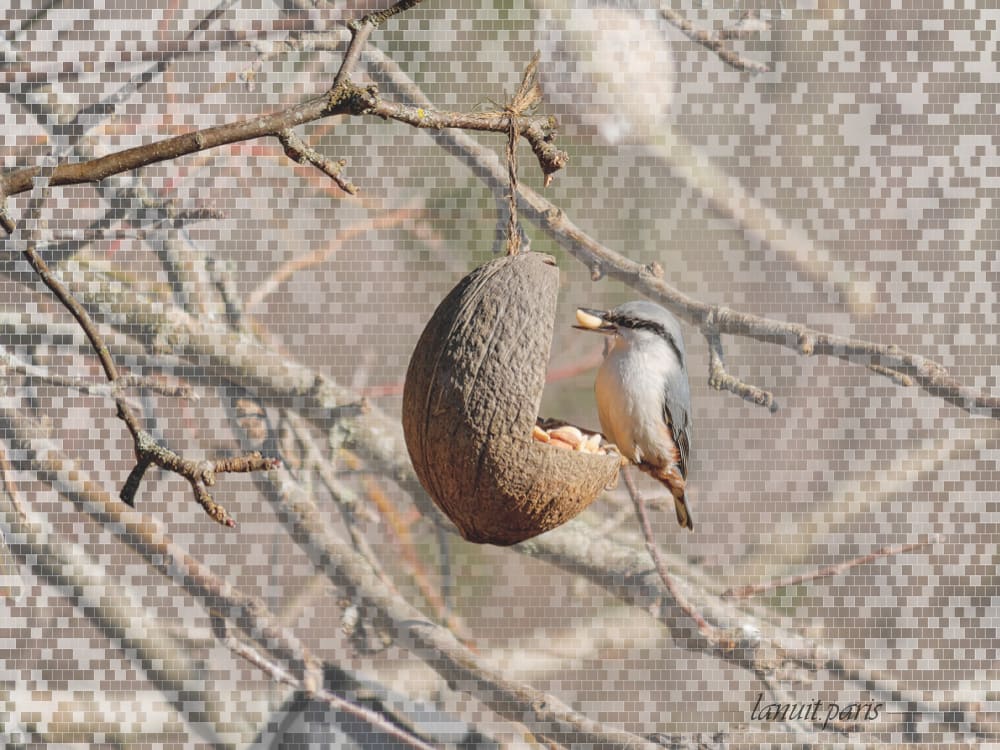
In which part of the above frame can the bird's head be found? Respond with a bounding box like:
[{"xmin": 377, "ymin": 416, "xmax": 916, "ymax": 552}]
[{"xmin": 574, "ymin": 300, "xmax": 686, "ymax": 363}]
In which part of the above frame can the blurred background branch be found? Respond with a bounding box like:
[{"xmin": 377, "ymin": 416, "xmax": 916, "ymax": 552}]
[{"xmin": 1, "ymin": 0, "xmax": 996, "ymax": 746}]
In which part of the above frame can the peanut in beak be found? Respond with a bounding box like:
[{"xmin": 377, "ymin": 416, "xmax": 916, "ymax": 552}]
[{"xmin": 574, "ymin": 308, "xmax": 605, "ymax": 330}]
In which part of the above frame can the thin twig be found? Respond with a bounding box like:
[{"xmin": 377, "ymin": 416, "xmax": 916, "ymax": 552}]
[
  {"xmin": 254, "ymin": 461, "xmax": 663, "ymax": 748},
  {"xmin": 0, "ymin": 442, "xmax": 27, "ymax": 521},
  {"xmin": 334, "ymin": 19, "xmax": 375, "ymax": 89},
  {"xmin": 247, "ymin": 205, "xmax": 421, "ymax": 308},
  {"xmin": 722, "ymin": 538, "xmax": 939, "ymax": 600},
  {"xmin": 19, "ymin": 221, "xmax": 120, "ymax": 385},
  {"xmin": 353, "ymin": 0, "xmax": 424, "ymax": 30},
  {"xmin": 277, "ymin": 129, "xmax": 358, "ymax": 195},
  {"xmin": 205, "ymin": 255, "xmax": 249, "ymax": 333},
  {"xmin": 660, "ymin": 6, "xmax": 770, "ymax": 74},
  {"xmin": 14, "ymin": 192, "xmax": 276, "ymax": 525},
  {"xmin": 0, "ymin": 203, "xmax": 14, "ymax": 234},
  {"xmin": 705, "ymin": 330, "xmax": 778, "ymax": 412},
  {"xmin": 333, "ymin": 1, "xmax": 424, "ymax": 90},
  {"xmin": 623, "ymin": 468, "xmax": 715, "ymax": 638},
  {"xmin": 0, "ymin": 442, "xmax": 27, "ymax": 602},
  {"xmin": 866, "ymin": 362, "xmax": 914, "ymax": 387},
  {"xmin": 0, "ymin": 347, "xmax": 197, "ymax": 402},
  {"xmin": 211, "ymin": 615, "xmax": 436, "ymax": 750}
]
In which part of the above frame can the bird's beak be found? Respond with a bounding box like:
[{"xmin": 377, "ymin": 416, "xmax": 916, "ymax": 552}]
[{"xmin": 573, "ymin": 307, "xmax": 617, "ymax": 334}]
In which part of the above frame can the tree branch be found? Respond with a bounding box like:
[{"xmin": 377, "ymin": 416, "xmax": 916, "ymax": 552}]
[
  {"xmin": 27, "ymin": 257, "xmax": 996, "ymax": 739},
  {"xmin": 624, "ymin": 468, "xmax": 714, "ymax": 637},
  {"xmin": 11, "ymin": 189, "xmax": 278, "ymax": 524},
  {"xmin": 660, "ymin": 6, "xmax": 770, "ymax": 74},
  {"xmin": 253, "ymin": 459, "xmax": 665, "ymax": 748},
  {"xmin": 210, "ymin": 615, "xmax": 435, "ymax": 750},
  {"xmin": 722, "ymin": 537, "xmax": 939, "ymax": 601},
  {"xmin": 0, "ymin": 443, "xmax": 244, "ymax": 745},
  {"xmin": 277, "ymin": 128, "xmax": 358, "ymax": 195},
  {"xmin": 360, "ymin": 40, "xmax": 1000, "ymax": 419},
  {"xmin": 705, "ymin": 329, "xmax": 778, "ymax": 412},
  {"xmin": 48, "ymin": 264, "xmax": 992, "ymax": 736},
  {"xmin": 1, "ymin": 78, "xmax": 565, "ymax": 234}
]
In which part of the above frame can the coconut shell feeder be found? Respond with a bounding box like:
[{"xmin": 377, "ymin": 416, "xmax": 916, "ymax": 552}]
[{"xmin": 402, "ymin": 251, "xmax": 621, "ymax": 546}]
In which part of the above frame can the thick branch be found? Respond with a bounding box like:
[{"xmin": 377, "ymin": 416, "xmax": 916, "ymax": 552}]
[
  {"xmin": 2, "ymin": 81, "xmax": 565, "ymax": 233},
  {"xmin": 1, "ymin": 91, "xmax": 338, "ymax": 201},
  {"xmin": 361, "ymin": 42, "xmax": 1000, "ymax": 419}
]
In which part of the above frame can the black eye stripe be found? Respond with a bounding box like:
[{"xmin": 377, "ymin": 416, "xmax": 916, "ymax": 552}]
[{"xmin": 606, "ymin": 313, "xmax": 684, "ymax": 364}]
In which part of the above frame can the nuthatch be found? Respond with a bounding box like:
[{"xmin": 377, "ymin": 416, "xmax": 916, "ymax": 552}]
[{"xmin": 574, "ymin": 301, "xmax": 694, "ymax": 530}]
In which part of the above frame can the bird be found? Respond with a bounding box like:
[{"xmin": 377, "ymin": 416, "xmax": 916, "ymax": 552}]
[{"xmin": 574, "ymin": 300, "xmax": 694, "ymax": 530}]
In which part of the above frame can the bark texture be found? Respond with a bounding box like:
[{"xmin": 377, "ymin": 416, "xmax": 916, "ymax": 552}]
[{"xmin": 403, "ymin": 252, "xmax": 620, "ymax": 545}]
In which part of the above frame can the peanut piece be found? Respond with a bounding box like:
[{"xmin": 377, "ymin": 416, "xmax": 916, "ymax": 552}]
[
  {"xmin": 548, "ymin": 425, "xmax": 583, "ymax": 448},
  {"xmin": 532, "ymin": 424, "xmax": 551, "ymax": 443},
  {"xmin": 548, "ymin": 437, "xmax": 575, "ymax": 450}
]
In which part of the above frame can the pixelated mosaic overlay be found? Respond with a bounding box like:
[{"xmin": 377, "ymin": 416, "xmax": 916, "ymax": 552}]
[{"xmin": 1, "ymin": 1, "xmax": 998, "ymax": 747}]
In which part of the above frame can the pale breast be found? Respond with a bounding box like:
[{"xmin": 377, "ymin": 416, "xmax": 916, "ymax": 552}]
[
  {"xmin": 595, "ymin": 356, "xmax": 638, "ymax": 461},
  {"xmin": 594, "ymin": 343, "xmax": 674, "ymax": 468}
]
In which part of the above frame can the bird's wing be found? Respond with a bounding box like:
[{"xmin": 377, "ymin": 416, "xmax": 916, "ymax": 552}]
[{"xmin": 662, "ymin": 367, "xmax": 692, "ymax": 477}]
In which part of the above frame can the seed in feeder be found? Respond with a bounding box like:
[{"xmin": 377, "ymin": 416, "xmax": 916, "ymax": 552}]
[
  {"xmin": 548, "ymin": 425, "xmax": 584, "ymax": 448},
  {"xmin": 549, "ymin": 436, "xmax": 575, "ymax": 450},
  {"xmin": 532, "ymin": 424, "xmax": 551, "ymax": 443},
  {"xmin": 584, "ymin": 432, "xmax": 602, "ymax": 452}
]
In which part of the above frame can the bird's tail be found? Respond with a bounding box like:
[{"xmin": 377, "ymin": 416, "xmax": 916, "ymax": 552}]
[
  {"xmin": 671, "ymin": 493, "xmax": 693, "ymax": 531},
  {"xmin": 640, "ymin": 464, "xmax": 693, "ymax": 531}
]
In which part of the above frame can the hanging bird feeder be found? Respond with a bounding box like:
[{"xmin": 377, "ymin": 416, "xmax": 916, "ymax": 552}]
[{"xmin": 402, "ymin": 251, "xmax": 621, "ymax": 546}]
